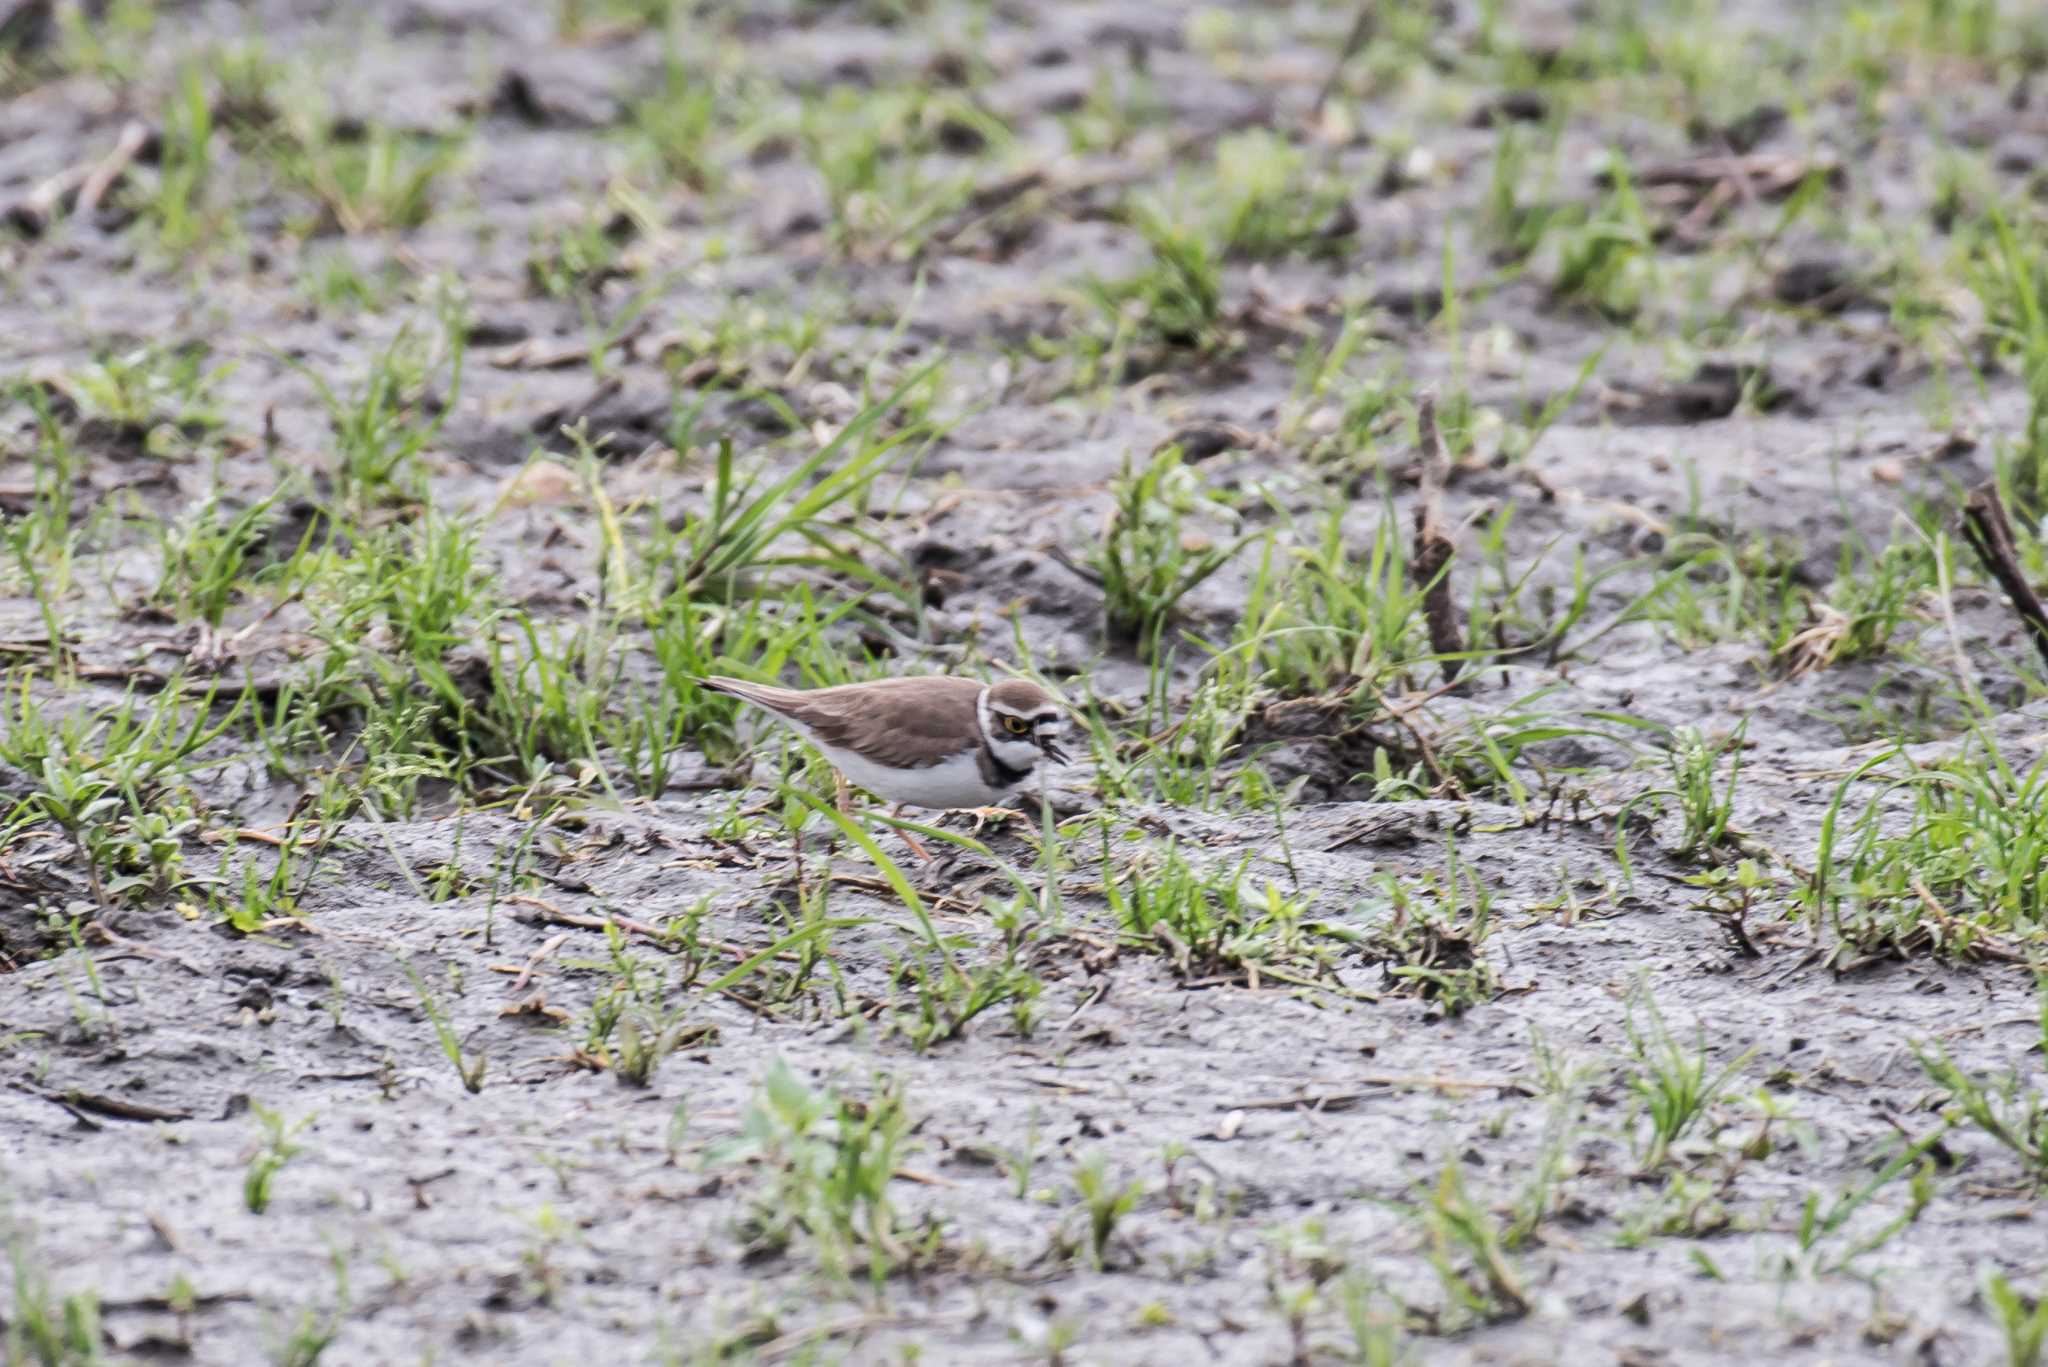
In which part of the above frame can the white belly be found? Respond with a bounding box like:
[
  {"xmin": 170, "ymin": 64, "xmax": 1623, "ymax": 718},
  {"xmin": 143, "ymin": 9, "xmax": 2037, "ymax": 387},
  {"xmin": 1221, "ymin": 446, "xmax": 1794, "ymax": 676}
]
[{"xmin": 778, "ymin": 719, "xmax": 1009, "ymax": 809}]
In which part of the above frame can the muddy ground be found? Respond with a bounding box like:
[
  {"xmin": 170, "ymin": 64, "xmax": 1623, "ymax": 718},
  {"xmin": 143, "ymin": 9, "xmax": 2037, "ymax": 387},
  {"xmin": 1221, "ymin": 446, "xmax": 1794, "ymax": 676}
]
[{"xmin": 5, "ymin": 0, "xmax": 2048, "ymax": 1363}]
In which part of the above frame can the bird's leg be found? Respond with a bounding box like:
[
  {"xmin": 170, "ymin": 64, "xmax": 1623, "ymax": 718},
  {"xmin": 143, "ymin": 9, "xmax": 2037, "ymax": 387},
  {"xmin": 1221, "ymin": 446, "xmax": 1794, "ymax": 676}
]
[
  {"xmin": 888, "ymin": 803, "xmax": 934, "ymax": 863},
  {"xmin": 835, "ymin": 773, "xmax": 853, "ymax": 819}
]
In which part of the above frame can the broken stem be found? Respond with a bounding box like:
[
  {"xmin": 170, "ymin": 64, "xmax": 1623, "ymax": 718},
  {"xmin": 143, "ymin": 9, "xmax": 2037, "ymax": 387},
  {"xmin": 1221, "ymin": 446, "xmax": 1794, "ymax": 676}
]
[{"xmin": 1959, "ymin": 480, "xmax": 2048, "ymax": 674}]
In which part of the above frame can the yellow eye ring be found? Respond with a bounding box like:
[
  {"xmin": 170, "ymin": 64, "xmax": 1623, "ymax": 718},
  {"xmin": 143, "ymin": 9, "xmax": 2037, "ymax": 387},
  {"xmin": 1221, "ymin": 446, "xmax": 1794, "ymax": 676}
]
[{"xmin": 1003, "ymin": 715, "xmax": 1030, "ymax": 735}]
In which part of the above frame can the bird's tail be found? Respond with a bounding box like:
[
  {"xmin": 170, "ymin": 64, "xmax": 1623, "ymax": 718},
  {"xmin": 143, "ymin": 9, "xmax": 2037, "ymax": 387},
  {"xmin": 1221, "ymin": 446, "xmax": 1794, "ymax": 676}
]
[{"xmin": 695, "ymin": 675, "xmax": 791, "ymax": 711}]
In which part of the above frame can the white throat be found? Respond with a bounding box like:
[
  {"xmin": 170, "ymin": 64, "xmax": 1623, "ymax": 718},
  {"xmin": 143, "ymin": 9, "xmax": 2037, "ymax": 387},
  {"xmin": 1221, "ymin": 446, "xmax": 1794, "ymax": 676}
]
[{"xmin": 977, "ymin": 686, "xmax": 1044, "ymax": 773}]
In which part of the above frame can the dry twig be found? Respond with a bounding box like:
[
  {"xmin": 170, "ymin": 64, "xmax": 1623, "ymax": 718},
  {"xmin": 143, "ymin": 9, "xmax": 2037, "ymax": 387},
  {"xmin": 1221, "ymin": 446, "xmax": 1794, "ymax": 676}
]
[
  {"xmin": 1411, "ymin": 393, "xmax": 1465, "ymax": 685},
  {"xmin": 1959, "ymin": 481, "xmax": 2048, "ymax": 674}
]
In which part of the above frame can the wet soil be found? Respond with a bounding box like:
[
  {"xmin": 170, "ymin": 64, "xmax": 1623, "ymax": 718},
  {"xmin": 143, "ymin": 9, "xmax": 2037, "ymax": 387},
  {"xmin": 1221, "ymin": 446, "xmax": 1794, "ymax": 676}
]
[{"xmin": 3, "ymin": 2, "xmax": 2048, "ymax": 1364}]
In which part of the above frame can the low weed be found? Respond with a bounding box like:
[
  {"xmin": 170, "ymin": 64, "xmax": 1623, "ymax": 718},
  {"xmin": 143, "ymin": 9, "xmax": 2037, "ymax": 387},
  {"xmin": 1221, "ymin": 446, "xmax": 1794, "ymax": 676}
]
[
  {"xmin": 709, "ymin": 1061, "xmax": 924, "ymax": 1284},
  {"xmin": 1615, "ymin": 722, "xmax": 1746, "ymax": 875},
  {"xmin": 1916, "ymin": 986, "xmax": 2048, "ymax": 1181},
  {"xmin": 1075, "ymin": 204, "xmax": 1230, "ymax": 371},
  {"xmin": 405, "ymin": 962, "xmax": 486, "ymax": 1093},
  {"xmin": 1090, "ymin": 445, "xmax": 1255, "ymax": 656},
  {"xmin": 1066, "ymin": 1152, "xmax": 1143, "ymax": 1271},
  {"xmin": 295, "ymin": 305, "xmax": 466, "ymax": 510},
  {"xmin": 1812, "ymin": 735, "xmax": 2048, "ymax": 961},
  {"xmin": 244, "ymin": 1101, "xmax": 311, "ymax": 1214},
  {"xmin": 576, "ymin": 922, "xmax": 716, "ymax": 1084},
  {"xmin": 1397, "ymin": 1164, "xmax": 1528, "ymax": 1331},
  {"xmin": 4, "ymin": 1229, "xmax": 103, "ymax": 1367},
  {"xmin": 1987, "ymin": 1271, "xmax": 2048, "ymax": 1367},
  {"xmin": 1623, "ymin": 979, "xmax": 1754, "ymax": 1172},
  {"xmin": 1342, "ymin": 844, "xmax": 1499, "ymax": 1014},
  {"xmin": 1104, "ymin": 841, "xmax": 1338, "ymax": 992}
]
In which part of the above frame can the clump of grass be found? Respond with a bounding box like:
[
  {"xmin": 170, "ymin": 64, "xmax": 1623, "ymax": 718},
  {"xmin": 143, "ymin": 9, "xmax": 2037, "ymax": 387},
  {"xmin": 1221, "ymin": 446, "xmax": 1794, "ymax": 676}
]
[
  {"xmin": 797, "ymin": 791, "xmax": 1047, "ymax": 1048},
  {"xmin": 275, "ymin": 108, "xmax": 467, "ymax": 236},
  {"xmin": 255, "ymin": 509, "xmax": 504, "ymax": 798},
  {"xmin": 1396, "ymin": 1164, "xmax": 1528, "ymax": 1332},
  {"xmin": 1547, "ymin": 155, "xmax": 1655, "ymax": 319},
  {"xmin": 651, "ymin": 359, "xmax": 941, "ymax": 606},
  {"xmin": 1078, "ymin": 204, "xmax": 1229, "ymax": 365},
  {"xmin": 631, "ymin": 48, "xmax": 727, "ymax": 192},
  {"xmin": 1812, "ymin": 734, "xmax": 2048, "ymax": 962},
  {"xmin": 296, "ymin": 306, "xmax": 466, "ymax": 510},
  {"xmin": 1104, "ymin": 840, "xmax": 1339, "ymax": 991},
  {"xmin": 1636, "ymin": 528, "xmax": 1805, "ymax": 651},
  {"xmin": 797, "ymin": 85, "xmax": 996, "ymax": 257},
  {"xmin": 1344, "ymin": 844, "xmax": 1499, "ymax": 1015},
  {"xmin": 1065, "ymin": 1153, "xmax": 1143, "ymax": 1271},
  {"xmin": 297, "ymin": 248, "xmax": 402, "ymax": 316},
  {"xmin": 557, "ymin": 0, "xmax": 675, "ymax": 40},
  {"xmin": 1482, "ymin": 121, "xmax": 1575, "ymax": 264},
  {"xmin": 525, "ymin": 196, "xmax": 643, "ymax": 297},
  {"xmin": 212, "ymin": 832, "xmax": 303, "ymax": 933},
  {"xmin": 1210, "ymin": 128, "xmax": 1349, "ymax": 260},
  {"xmin": 709, "ymin": 1061, "xmax": 924, "ymax": 1284},
  {"xmin": 1916, "ymin": 985, "xmax": 2048, "ymax": 1181},
  {"xmin": 243, "ymin": 1101, "xmax": 311, "ymax": 1213},
  {"xmin": 0, "ymin": 685, "xmax": 240, "ymax": 908},
  {"xmin": 404, "ymin": 962, "xmax": 486, "ymax": 1093},
  {"xmin": 1986, "ymin": 1271, "xmax": 2048, "ymax": 1367},
  {"xmin": 1615, "ymin": 722, "xmax": 1746, "ymax": 875},
  {"xmin": 1623, "ymin": 979, "xmax": 1754, "ymax": 1172},
  {"xmin": 148, "ymin": 491, "xmax": 281, "ymax": 627},
  {"xmin": 144, "ymin": 63, "xmax": 218, "ymax": 257},
  {"xmin": 576, "ymin": 923, "xmax": 716, "ymax": 1085},
  {"xmin": 1275, "ymin": 313, "xmax": 1408, "ymax": 462},
  {"xmin": 1236, "ymin": 508, "xmax": 1430, "ymax": 697},
  {"xmin": 1079, "ymin": 664, "xmax": 1267, "ymax": 811},
  {"xmin": 273, "ymin": 1306, "xmax": 340, "ymax": 1367},
  {"xmin": 282, "ymin": 508, "xmax": 495, "ymax": 783},
  {"xmin": 5, "ymin": 1229, "xmax": 103, "ymax": 1367},
  {"xmin": 1965, "ymin": 206, "xmax": 2048, "ymax": 515},
  {"xmin": 887, "ymin": 931, "xmax": 1042, "ymax": 1052},
  {"xmin": 1089, "ymin": 445, "xmax": 1255, "ymax": 656},
  {"xmin": 1057, "ymin": 58, "xmax": 1163, "ymax": 156},
  {"xmin": 1777, "ymin": 536, "xmax": 1939, "ymax": 676},
  {"xmin": 47, "ymin": 344, "xmax": 230, "ymax": 454}
]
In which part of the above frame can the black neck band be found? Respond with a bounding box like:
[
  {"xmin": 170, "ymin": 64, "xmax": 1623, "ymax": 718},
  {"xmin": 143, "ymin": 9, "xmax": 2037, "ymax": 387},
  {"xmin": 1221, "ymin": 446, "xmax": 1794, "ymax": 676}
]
[{"xmin": 977, "ymin": 737, "xmax": 1032, "ymax": 790}]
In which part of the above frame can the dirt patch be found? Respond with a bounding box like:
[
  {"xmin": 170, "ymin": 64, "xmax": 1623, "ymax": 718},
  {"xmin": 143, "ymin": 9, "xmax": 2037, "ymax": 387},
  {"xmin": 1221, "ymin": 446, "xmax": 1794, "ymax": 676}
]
[{"xmin": 5, "ymin": 1, "xmax": 2048, "ymax": 1363}]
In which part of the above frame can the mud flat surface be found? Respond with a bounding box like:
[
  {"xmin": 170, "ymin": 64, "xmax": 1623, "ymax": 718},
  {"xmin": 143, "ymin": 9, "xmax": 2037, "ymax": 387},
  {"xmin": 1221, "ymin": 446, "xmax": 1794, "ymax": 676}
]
[{"xmin": 6, "ymin": 1, "xmax": 2048, "ymax": 1363}]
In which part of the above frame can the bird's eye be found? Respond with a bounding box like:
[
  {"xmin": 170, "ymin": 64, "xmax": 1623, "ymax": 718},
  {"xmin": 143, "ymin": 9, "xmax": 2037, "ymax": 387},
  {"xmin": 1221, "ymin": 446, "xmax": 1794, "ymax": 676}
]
[{"xmin": 1003, "ymin": 715, "xmax": 1030, "ymax": 734}]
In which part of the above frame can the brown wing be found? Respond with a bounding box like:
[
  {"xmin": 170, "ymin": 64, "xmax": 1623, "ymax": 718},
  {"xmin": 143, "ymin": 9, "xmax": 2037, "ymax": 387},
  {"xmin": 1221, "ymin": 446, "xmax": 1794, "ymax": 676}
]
[
  {"xmin": 796, "ymin": 677, "xmax": 985, "ymax": 770},
  {"xmin": 703, "ymin": 675, "xmax": 985, "ymax": 771}
]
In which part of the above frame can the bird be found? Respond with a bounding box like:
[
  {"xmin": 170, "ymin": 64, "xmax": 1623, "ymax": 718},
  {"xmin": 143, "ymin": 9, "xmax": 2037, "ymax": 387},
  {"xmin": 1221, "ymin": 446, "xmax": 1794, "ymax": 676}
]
[{"xmin": 698, "ymin": 674, "xmax": 1070, "ymax": 853}]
